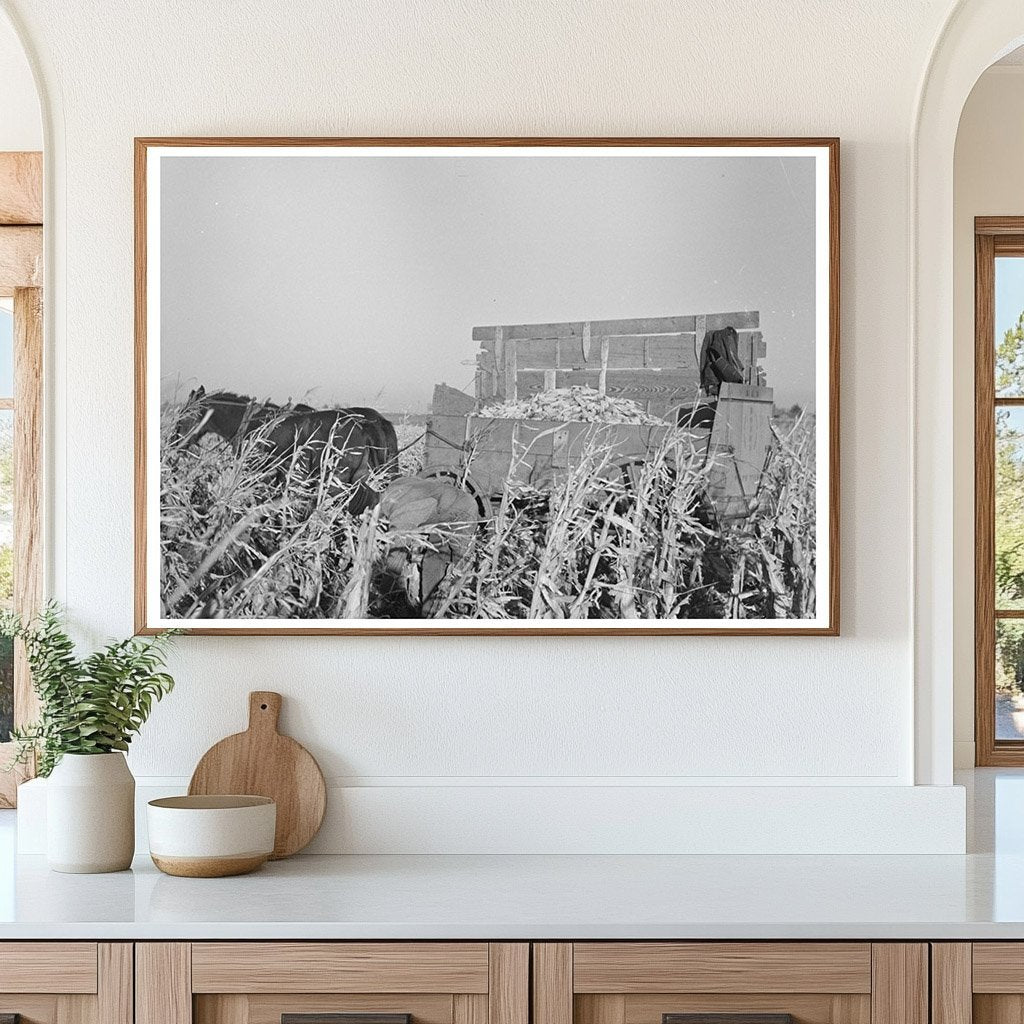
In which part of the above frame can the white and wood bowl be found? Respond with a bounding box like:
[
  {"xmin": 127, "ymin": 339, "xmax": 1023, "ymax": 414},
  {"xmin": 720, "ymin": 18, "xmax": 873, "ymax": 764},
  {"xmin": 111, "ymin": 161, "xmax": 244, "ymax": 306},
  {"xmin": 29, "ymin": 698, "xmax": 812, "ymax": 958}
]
[{"xmin": 147, "ymin": 795, "xmax": 276, "ymax": 877}]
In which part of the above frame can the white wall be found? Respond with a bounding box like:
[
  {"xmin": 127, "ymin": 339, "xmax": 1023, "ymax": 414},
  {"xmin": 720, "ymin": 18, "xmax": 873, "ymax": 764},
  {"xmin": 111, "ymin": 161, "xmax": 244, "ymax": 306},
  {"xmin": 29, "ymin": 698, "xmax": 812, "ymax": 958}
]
[
  {"xmin": 0, "ymin": 12, "xmax": 39, "ymax": 151},
  {"xmin": 2, "ymin": 0, "xmax": 971, "ymax": 851},
  {"xmin": 952, "ymin": 66, "xmax": 1024, "ymax": 767}
]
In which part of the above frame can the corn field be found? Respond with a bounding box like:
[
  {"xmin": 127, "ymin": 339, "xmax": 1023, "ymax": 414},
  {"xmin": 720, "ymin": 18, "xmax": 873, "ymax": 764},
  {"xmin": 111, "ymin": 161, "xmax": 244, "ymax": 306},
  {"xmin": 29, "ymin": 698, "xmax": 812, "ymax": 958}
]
[{"xmin": 160, "ymin": 398, "xmax": 816, "ymax": 621}]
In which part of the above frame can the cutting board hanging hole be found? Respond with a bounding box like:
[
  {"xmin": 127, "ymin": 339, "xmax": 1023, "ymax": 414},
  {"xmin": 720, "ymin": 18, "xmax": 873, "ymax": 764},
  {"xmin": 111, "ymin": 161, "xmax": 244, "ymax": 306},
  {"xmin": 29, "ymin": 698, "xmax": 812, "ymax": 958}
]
[{"xmin": 250, "ymin": 691, "xmax": 281, "ymax": 731}]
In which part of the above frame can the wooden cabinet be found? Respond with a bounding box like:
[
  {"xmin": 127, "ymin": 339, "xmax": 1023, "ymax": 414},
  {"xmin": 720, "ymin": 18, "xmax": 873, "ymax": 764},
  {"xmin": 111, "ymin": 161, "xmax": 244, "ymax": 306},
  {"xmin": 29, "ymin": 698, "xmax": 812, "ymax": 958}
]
[
  {"xmin": 932, "ymin": 943, "xmax": 1024, "ymax": 1024},
  {"xmin": 532, "ymin": 944, "xmax": 928, "ymax": 1024},
  {"xmin": 0, "ymin": 942, "xmax": 132, "ymax": 1024},
  {"xmin": 136, "ymin": 944, "xmax": 528, "ymax": 1024},
  {"xmin": 0, "ymin": 937, "xmax": 963, "ymax": 1024}
]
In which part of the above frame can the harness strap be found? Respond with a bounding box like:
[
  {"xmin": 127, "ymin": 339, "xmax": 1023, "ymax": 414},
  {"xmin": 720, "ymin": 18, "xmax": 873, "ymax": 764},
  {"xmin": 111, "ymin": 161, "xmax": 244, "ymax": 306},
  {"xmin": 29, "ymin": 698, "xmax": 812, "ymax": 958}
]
[{"xmin": 423, "ymin": 428, "xmax": 467, "ymax": 451}]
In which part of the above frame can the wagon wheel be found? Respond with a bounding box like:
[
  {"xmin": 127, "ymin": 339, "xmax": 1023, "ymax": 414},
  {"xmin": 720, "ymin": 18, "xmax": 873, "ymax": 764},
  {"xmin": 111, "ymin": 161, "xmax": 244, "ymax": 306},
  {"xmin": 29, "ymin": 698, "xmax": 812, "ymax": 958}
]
[
  {"xmin": 605, "ymin": 457, "xmax": 675, "ymax": 495},
  {"xmin": 415, "ymin": 466, "xmax": 493, "ymax": 520},
  {"xmin": 613, "ymin": 458, "xmax": 649, "ymax": 493},
  {"xmin": 592, "ymin": 458, "xmax": 651, "ymax": 515},
  {"xmin": 609, "ymin": 456, "xmax": 719, "ymax": 524}
]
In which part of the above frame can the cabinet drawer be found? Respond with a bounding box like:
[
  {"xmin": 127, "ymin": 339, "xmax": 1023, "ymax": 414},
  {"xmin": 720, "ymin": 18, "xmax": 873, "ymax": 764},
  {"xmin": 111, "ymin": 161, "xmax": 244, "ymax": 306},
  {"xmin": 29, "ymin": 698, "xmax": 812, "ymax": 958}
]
[
  {"xmin": 0, "ymin": 943, "xmax": 130, "ymax": 1024},
  {"xmin": 139, "ymin": 942, "xmax": 528, "ymax": 1024},
  {"xmin": 569, "ymin": 943, "xmax": 872, "ymax": 1024},
  {"xmin": 191, "ymin": 943, "xmax": 491, "ymax": 994},
  {"xmin": 936, "ymin": 942, "xmax": 1024, "ymax": 1024},
  {"xmin": 534, "ymin": 943, "xmax": 925, "ymax": 1024},
  {"xmin": 0, "ymin": 942, "xmax": 99, "ymax": 994},
  {"xmin": 973, "ymin": 944, "xmax": 1024, "ymax": 992},
  {"xmin": 572, "ymin": 944, "xmax": 872, "ymax": 994}
]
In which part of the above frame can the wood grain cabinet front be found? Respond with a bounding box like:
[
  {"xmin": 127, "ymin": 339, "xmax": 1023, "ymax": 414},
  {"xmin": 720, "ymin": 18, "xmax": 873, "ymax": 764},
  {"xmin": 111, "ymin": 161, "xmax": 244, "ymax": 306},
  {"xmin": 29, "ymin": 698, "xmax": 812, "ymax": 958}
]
[
  {"xmin": 533, "ymin": 944, "xmax": 929, "ymax": 1024},
  {"xmin": 136, "ymin": 944, "xmax": 528, "ymax": 1024},
  {"xmin": 0, "ymin": 943, "xmax": 132, "ymax": 1024},
  {"xmin": 0, "ymin": 936, "xmax": 946, "ymax": 1024},
  {"xmin": 932, "ymin": 943, "xmax": 1024, "ymax": 1024}
]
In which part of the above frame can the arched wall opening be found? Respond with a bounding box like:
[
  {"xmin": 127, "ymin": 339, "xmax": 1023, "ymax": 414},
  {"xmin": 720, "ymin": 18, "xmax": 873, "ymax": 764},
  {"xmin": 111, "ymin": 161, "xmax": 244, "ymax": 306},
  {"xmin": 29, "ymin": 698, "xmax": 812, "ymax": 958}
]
[
  {"xmin": 914, "ymin": 1, "xmax": 1024, "ymax": 785},
  {"xmin": 0, "ymin": 4, "xmax": 46, "ymax": 808},
  {"xmin": 952, "ymin": 50, "xmax": 1024, "ymax": 767}
]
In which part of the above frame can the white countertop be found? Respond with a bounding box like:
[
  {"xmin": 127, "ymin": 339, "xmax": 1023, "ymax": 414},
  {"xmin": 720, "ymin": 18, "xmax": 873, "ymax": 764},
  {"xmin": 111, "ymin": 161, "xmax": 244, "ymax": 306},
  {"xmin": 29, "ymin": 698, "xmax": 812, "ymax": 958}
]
[
  {"xmin": 0, "ymin": 849, "xmax": 1021, "ymax": 940},
  {"xmin": 0, "ymin": 769, "xmax": 1021, "ymax": 941}
]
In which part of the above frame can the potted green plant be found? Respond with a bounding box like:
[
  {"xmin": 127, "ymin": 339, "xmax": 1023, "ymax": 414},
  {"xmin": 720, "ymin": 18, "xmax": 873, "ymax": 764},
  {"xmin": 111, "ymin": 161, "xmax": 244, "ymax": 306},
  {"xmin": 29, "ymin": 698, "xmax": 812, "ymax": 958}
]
[{"xmin": 2, "ymin": 604, "xmax": 177, "ymax": 873}]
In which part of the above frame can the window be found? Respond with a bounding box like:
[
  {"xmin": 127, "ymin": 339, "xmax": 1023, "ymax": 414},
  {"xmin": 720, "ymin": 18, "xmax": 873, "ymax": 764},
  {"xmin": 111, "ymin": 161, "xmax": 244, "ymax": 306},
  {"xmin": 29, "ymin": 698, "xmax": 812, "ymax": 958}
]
[
  {"xmin": 0, "ymin": 304, "xmax": 11, "ymax": 745},
  {"xmin": 0, "ymin": 290, "xmax": 41, "ymax": 805},
  {"xmin": 975, "ymin": 219, "xmax": 1024, "ymax": 764},
  {"xmin": 0, "ymin": 151, "xmax": 42, "ymax": 806}
]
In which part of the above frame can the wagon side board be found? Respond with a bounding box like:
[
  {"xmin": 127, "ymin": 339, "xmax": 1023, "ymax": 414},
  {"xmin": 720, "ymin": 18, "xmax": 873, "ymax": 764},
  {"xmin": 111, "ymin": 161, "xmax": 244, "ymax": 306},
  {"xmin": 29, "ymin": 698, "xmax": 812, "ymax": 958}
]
[
  {"xmin": 473, "ymin": 311, "xmax": 765, "ymax": 419},
  {"xmin": 423, "ymin": 415, "xmax": 699, "ymax": 495},
  {"xmin": 423, "ymin": 385, "xmax": 775, "ymax": 522}
]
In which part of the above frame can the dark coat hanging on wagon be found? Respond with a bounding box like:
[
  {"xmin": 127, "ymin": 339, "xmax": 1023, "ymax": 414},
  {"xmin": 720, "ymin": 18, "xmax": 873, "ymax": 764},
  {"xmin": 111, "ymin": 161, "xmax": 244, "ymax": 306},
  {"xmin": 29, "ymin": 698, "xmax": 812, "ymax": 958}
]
[
  {"xmin": 677, "ymin": 327, "xmax": 747, "ymax": 429},
  {"xmin": 699, "ymin": 326, "xmax": 745, "ymax": 396}
]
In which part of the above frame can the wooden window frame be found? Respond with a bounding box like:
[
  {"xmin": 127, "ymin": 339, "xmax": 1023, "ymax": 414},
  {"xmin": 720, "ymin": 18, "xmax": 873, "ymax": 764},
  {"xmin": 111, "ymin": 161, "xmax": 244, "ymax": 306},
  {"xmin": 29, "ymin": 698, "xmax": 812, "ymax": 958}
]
[
  {"xmin": 0, "ymin": 151, "xmax": 43, "ymax": 806},
  {"xmin": 975, "ymin": 216, "xmax": 1024, "ymax": 765}
]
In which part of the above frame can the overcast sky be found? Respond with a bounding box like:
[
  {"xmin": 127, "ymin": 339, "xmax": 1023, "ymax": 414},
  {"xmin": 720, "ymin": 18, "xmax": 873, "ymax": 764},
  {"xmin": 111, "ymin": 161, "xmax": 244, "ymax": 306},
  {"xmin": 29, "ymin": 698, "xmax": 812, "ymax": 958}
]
[
  {"xmin": 997, "ymin": 257, "xmax": 1024, "ymax": 340},
  {"xmin": 159, "ymin": 151, "xmax": 818, "ymax": 411}
]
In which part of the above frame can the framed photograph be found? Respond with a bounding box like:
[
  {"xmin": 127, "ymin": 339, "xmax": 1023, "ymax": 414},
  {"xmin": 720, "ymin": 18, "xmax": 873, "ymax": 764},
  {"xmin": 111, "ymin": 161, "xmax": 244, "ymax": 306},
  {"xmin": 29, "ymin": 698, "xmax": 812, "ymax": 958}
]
[{"xmin": 135, "ymin": 137, "xmax": 839, "ymax": 635}]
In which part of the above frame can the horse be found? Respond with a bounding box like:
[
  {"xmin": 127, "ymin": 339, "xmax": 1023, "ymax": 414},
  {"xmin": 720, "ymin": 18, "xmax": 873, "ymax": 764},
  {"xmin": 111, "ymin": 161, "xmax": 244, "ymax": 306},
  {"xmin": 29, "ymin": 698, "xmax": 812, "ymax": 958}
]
[{"xmin": 176, "ymin": 387, "xmax": 398, "ymax": 513}]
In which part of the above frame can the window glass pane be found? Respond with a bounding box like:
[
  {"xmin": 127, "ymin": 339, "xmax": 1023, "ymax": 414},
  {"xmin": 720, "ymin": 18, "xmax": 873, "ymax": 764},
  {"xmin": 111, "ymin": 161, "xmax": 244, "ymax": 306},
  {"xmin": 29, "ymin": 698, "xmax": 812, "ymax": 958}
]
[
  {"xmin": 998, "ymin": 620, "xmax": 1024, "ymax": 740},
  {"xmin": 996, "ymin": 256, "xmax": 1024, "ymax": 396},
  {"xmin": 997, "ymin": 407, "xmax": 1024, "ymax": 609},
  {"xmin": 0, "ymin": 306, "xmax": 12, "ymax": 398},
  {"xmin": 0, "ymin": 409, "xmax": 12, "ymax": 742}
]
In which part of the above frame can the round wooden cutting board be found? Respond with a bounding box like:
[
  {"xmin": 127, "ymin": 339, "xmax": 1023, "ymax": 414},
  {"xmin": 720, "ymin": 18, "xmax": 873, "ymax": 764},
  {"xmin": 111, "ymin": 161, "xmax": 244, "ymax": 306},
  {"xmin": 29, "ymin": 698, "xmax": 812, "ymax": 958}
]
[{"xmin": 188, "ymin": 691, "xmax": 327, "ymax": 859}]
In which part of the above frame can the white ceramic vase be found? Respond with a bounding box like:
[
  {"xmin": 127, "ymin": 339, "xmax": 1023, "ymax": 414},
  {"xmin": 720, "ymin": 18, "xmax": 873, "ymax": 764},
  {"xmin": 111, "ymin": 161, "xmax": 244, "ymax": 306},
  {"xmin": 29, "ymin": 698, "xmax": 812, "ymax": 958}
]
[{"xmin": 46, "ymin": 752, "xmax": 135, "ymax": 873}]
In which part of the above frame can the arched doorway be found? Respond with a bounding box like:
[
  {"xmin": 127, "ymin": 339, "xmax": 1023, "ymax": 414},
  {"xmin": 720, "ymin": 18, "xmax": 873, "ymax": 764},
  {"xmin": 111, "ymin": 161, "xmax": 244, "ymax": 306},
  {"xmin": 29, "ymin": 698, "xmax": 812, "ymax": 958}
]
[
  {"xmin": 0, "ymin": 7, "xmax": 43, "ymax": 807},
  {"xmin": 914, "ymin": 1, "xmax": 1024, "ymax": 785}
]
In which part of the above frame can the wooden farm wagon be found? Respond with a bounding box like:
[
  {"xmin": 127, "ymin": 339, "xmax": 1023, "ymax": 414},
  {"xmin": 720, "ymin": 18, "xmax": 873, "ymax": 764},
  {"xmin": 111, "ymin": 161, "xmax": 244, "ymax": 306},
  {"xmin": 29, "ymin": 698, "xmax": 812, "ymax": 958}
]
[{"xmin": 421, "ymin": 311, "xmax": 776, "ymax": 519}]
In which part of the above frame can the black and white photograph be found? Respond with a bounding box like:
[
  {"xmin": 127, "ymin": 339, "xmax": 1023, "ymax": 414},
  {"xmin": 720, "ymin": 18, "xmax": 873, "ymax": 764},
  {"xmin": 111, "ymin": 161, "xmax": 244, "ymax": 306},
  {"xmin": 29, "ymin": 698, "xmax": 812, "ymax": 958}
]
[{"xmin": 136, "ymin": 139, "xmax": 838, "ymax": 634}]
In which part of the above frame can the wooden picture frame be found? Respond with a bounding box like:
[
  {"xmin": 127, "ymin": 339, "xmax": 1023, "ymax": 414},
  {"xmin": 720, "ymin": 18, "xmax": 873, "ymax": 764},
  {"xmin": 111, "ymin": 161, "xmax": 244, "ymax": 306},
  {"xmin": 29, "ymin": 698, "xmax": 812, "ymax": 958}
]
[{"xmin": 135, "ymin": 137, "xmax": 839, "ymax": 636}]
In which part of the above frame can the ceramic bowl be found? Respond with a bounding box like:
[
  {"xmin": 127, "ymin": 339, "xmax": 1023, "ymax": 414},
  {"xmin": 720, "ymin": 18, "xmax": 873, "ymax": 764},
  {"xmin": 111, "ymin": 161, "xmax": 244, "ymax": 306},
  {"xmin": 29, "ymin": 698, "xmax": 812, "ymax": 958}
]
[{"xmin": 147, "ymin": 795, "xmax": 276, "ymax": 877}]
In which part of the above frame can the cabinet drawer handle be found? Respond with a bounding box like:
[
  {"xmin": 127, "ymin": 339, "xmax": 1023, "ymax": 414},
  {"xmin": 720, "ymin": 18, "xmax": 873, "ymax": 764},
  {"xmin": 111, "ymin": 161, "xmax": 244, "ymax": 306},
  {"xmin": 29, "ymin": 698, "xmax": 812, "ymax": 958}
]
[
  {"xmin": 664, "ymin": 1016, "xmax": 794, "ymax": 1024},
  {"xmin": 283, "ymin": 1015, "xmax": 411, "ymax": 1024}
]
